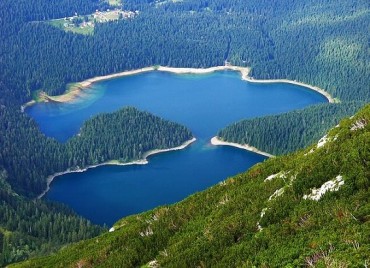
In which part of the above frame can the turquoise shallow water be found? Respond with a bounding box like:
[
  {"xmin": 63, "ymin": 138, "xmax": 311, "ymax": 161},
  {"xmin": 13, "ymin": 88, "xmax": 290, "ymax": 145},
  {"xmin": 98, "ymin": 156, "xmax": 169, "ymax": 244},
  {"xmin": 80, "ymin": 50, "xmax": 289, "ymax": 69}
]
[{"xmin": 27, "ymin": 70, "xmax": 327, "ymax": 225}]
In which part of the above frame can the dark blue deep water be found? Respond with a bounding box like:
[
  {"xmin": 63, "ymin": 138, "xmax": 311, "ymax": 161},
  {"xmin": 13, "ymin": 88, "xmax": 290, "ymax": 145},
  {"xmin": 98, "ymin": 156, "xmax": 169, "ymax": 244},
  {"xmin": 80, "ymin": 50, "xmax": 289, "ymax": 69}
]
[{"xmin": 27, "ymin": 71, "xmax": 327, "ymax": 225}]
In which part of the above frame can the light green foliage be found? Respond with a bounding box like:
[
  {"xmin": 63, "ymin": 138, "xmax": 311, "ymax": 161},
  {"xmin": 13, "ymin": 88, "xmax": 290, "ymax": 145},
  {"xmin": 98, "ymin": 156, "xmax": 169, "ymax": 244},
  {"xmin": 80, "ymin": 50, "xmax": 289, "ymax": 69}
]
[
  {"xmin": 46, "ymin": 7, "xmax": 136, "ymax": 36},
  {"xmin": 107, "ymin": 0, "xmax": 121, "ymax": 7},
  {"xmin": 49, "ymin": 19, "xmax": 94, "ymax": 35},
  {"xmin": 13, "ymin": 104, "xmax": 370, "ymax": 267}
]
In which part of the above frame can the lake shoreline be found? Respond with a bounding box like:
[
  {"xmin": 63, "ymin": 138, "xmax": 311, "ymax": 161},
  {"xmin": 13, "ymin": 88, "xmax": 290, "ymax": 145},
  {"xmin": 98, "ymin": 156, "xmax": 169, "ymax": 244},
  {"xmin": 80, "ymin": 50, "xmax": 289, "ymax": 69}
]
[
  {"xmin": 242, "ymin": 75, "xmax": 335, "ymax": 103},
  {"xmin": 37, "ymin": 137, "xmax": 196, "ymax": 199},
  {"xmin": 22, "ymin": 65, "xmax": 335, "ymax": 110},
  {"xmin": 210, "ymin": 136, "xmax": 274, "ymax": 158}
]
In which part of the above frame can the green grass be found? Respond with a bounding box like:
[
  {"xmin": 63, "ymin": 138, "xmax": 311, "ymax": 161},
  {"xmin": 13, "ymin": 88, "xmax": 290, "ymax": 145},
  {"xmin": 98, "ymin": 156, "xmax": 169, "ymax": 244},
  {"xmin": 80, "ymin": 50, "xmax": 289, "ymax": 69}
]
[
  {"xmin": 48, "ymin": 19, "xmax": 65, "ymax": 28},
  {"xmin": 108, "ymin": 0, "xmax": 121, "ymax": 7},
  {"xmin": 47, "ymin": 19, "xmax": 94, "ymax": 35},
  {"xmin": 66, "ymin": 25, "xmax": 94, "ymax": 35},
  {"xmin": 47, "ymin": 10, "xmax": 125, "ymax": 36},
  {"xmin": 0, "ymin": 227, "xmax": 12, "ymax": 237},
  {"xmin": 31, "ymin": 90, "xmax": 43, "ymax": 102}
]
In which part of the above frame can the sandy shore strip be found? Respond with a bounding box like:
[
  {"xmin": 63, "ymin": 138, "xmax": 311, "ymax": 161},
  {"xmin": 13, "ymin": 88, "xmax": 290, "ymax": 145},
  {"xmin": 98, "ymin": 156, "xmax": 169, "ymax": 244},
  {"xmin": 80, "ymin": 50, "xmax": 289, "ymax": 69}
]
[
  {"xmin": 41, "ymin": 67, "xmax": 155, "ymax": 103},
  {"xmin": 242, "ymin": 76, "xmax": 335, "ymax": 103},
  {"xmin": 156, "ymin": 65, "xmax": 249, "ymax": 75},
  {"xmin": 37, "ymin": 137, "xmax": 196, "ymax": 199},
  {"xmin": 22, "ymin": 65, "xmax": 335, "ymax": 108},
  {"xmin": 21, "ymin": 100, "xmax": 36, "ymax": 112},
  {"xmin": 211, "ymin": 136, "xmax": 274, "ymax": 158}
]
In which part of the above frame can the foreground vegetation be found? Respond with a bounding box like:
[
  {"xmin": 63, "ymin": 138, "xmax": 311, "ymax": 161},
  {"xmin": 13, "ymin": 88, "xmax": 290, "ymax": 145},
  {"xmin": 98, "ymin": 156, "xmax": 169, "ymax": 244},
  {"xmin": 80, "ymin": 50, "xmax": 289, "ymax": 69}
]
[{"xmin": 13, "ymin": 104, "xmax": 370, "ymax": 267}]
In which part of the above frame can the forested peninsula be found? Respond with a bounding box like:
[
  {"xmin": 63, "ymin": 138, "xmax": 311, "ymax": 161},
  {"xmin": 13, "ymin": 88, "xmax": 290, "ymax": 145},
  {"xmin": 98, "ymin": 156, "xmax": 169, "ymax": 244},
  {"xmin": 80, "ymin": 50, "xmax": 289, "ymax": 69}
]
[
  {"xmin": 0, "ymin": 0, "xmax": 369, "ymax": 265},
  {"xmin": 217, "ymin": 102, "xmax": 365, "ymax": 155}
]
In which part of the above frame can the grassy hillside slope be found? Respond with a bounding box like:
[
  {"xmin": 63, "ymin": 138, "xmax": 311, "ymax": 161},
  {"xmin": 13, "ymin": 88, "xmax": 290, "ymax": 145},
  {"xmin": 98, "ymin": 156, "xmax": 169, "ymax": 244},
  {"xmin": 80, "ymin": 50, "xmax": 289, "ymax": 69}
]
[{"xmin": 13, "ymin": 104, "xmax": 369, "ymax": 267}]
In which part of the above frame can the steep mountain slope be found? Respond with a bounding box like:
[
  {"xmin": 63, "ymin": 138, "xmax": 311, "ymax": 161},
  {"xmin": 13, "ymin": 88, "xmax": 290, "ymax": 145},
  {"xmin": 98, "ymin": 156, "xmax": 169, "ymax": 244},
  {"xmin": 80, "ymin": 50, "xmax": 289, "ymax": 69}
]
[{"xmin": 14, "ymin": 104, "xmax": 369, "ymax": 267}]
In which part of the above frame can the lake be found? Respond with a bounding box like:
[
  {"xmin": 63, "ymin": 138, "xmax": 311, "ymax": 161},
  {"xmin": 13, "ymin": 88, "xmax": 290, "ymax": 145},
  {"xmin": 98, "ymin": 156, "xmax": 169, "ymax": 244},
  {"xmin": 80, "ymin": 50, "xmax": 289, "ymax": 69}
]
[{"xmin": 27, "ymin": 70, "xmax": 327, "ymax": 226}]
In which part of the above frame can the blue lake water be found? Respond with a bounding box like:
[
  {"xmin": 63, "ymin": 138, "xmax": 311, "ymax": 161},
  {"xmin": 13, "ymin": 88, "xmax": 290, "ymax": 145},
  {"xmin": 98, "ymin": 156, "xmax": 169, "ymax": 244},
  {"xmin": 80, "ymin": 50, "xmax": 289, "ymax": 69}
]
[{"xmin": 27, "ymin": 71, "xmax": 327, "ymax": 225}]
